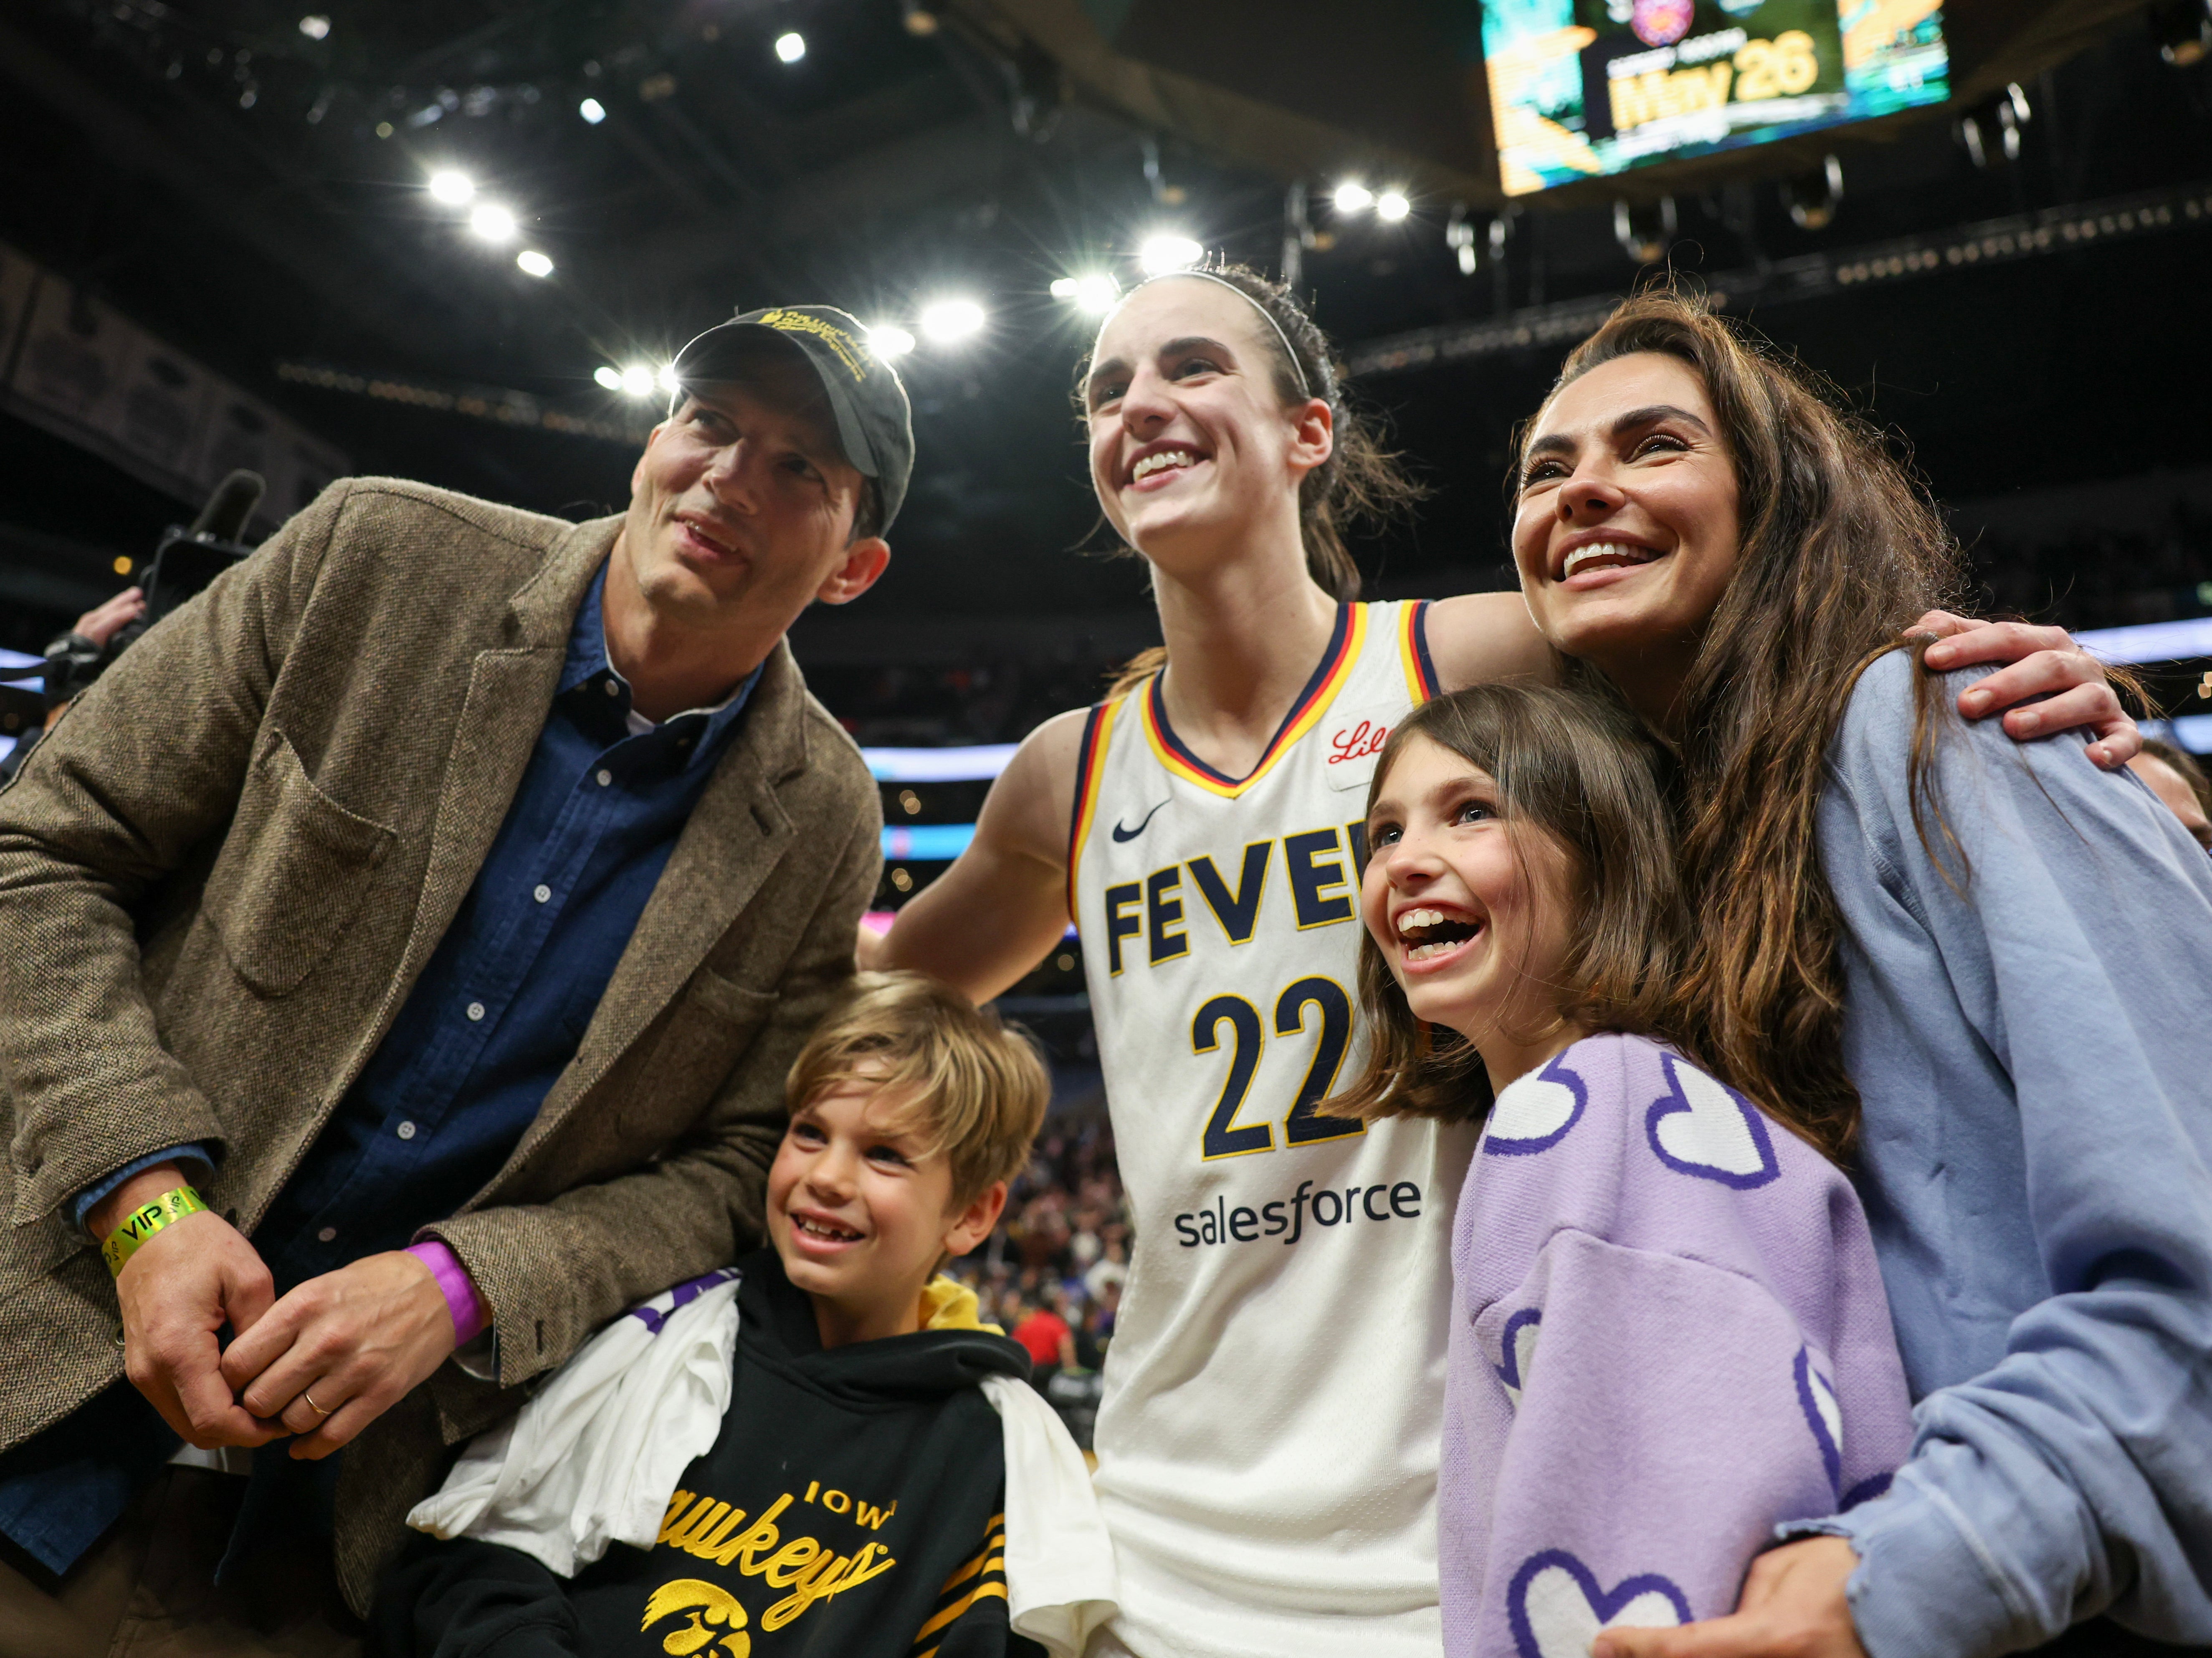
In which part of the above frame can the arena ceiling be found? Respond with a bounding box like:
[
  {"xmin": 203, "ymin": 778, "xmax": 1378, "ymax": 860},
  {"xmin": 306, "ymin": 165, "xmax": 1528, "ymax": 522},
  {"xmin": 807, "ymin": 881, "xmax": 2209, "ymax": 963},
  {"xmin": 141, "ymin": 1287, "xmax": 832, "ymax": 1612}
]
[{"xmin": 2, "ymin": 0, "xmax": 2209, "ymax": 645}]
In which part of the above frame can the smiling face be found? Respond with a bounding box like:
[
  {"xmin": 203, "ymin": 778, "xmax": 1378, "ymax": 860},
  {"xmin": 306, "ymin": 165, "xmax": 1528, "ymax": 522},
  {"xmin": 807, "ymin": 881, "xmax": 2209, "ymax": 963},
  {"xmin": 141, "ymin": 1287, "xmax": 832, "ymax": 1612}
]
[
  {"xmin": 766, "ymin": 1069, "xmax": 1007, "ymax": 1348},
  {"xmin": 614, "ymin": 351, "xmax": 888, "ymax": 640},
  {"xmin": 1512, "ymin": 351, "xmax": 1743, "ymax": 730},
  {"xmin": 1361, "ymin": 733, "xmax": 1585, "ymax": 1091},
  {"xmin": 1083, "ymin": 277, "xmax": 1330, "ymax": 572}
]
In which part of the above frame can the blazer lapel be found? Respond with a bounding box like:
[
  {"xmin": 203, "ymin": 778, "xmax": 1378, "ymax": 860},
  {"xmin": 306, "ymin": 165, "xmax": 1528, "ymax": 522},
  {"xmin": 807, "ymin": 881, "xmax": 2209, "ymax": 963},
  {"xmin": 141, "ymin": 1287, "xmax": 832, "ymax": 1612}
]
[
  {"xmin": 349, "ymin": 518, "xmax": 617, "ymax": 1079},
  {"xmin": 506, "ymin": 638, "xmax": 814, "ymax": 1155}
]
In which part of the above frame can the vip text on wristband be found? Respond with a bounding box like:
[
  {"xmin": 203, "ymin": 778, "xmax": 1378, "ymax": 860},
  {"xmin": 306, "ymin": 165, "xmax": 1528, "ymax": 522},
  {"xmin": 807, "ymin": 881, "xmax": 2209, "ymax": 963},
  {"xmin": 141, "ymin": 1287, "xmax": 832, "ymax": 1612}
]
[{"xmin": 100, "ymin": 1187, "xmax": 210, "ymax": 1277}]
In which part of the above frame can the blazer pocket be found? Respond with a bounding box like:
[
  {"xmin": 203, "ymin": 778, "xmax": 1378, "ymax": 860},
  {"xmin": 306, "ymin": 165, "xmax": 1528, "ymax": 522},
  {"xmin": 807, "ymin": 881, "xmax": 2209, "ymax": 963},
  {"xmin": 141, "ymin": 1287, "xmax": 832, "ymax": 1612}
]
[
  {"xmin": 688, "ymin": 967, "xmax": 780, "ymax": 1025},
  {"xmin": 619, "ymin": 968, "xmax": 781, "ymax": 1140},
  {"xmin": 207, "ymin": 732, "xmax": 397, "ymax": 997}
]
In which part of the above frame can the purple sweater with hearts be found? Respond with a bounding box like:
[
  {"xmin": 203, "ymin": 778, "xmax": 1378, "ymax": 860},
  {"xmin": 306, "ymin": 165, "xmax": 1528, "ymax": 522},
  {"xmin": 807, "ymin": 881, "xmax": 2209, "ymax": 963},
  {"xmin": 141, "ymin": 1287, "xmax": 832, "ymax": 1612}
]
[{"xmin": 1438, "ymin": 1031, "xmax": 1913, "ymax": 1658}]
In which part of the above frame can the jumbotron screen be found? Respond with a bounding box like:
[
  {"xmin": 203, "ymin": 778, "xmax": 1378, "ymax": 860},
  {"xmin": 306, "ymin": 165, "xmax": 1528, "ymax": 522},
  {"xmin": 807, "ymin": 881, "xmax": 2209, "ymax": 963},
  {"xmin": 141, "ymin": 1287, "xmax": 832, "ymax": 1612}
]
[{"xmin": 1483, "ymin": 0, "xmax": 1949, "ymax": 196}]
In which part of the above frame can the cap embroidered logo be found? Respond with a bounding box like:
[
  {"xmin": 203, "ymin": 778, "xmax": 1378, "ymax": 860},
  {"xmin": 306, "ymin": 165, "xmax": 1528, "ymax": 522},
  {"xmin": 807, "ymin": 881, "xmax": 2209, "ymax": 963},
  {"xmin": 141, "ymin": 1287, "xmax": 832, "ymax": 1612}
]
[{"xmin": 754, "ymin": 309, "xmax": 870, "ymax": 380}]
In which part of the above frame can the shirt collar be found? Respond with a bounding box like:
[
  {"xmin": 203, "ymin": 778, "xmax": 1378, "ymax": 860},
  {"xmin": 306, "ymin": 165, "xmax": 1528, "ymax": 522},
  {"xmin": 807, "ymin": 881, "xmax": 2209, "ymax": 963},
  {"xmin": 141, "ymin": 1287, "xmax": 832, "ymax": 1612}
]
[{"xmin": 561, "ymin": 564, "xmax": 763, "ymax": 768}]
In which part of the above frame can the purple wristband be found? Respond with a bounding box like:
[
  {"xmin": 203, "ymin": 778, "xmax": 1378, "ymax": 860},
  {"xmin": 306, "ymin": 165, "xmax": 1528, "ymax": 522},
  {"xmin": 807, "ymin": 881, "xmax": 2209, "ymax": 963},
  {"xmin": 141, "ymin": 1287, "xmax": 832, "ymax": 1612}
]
[{"xmin": 406, "ymin": 1241, "xmax": 490, "ymax": 1346}]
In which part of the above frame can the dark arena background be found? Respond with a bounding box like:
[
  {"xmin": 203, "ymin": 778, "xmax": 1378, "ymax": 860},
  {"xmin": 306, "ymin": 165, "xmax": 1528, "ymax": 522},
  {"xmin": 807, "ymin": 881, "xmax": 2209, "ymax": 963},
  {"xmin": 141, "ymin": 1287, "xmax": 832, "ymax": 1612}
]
[{"xmin": 4, "ymin": 0, "xmax": 2211, "ymax": 1357}]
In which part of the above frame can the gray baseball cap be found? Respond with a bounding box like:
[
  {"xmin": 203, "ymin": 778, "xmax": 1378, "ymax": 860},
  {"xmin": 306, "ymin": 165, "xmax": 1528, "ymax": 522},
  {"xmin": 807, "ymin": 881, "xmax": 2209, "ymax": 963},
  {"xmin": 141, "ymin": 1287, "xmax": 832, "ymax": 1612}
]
[{"xmin": 670, "ymin": 303, "xmax": 914, "ymax": 534}]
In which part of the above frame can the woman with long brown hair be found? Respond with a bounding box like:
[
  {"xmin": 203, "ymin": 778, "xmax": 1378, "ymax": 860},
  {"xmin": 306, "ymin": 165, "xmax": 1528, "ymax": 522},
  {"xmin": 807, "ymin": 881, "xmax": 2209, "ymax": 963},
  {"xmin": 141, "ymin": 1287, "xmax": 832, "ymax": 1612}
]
[{"xmin": 1496, "ymin": 291, "xmax": 2212, "ymax": 1658}]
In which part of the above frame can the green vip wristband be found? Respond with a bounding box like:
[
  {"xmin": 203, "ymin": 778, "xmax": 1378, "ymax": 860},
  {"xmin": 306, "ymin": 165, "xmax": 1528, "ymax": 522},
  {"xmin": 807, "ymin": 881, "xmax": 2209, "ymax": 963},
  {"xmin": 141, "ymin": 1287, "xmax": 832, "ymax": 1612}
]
[{"xmin": 101, "ymin": 1186, "xmax": 209, "ymax": 1277}]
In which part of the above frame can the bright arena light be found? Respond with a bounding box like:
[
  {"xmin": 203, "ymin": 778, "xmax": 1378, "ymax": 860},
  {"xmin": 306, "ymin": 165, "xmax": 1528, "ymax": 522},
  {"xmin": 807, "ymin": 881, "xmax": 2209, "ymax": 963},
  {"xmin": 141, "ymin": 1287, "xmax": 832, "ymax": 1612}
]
[
  {"xmin": 1333, "ymin": 181, "xmax": 1375, "ymax": 213},
  {"xmin": 515, "ymin": 249, "xmax": 554, "ymax": 277},
  {"xmin": 1051, "ymin": 272, "xmax": 1121, "ymax": 312},
  {"xmin": 620, "ymin": 365, "xmax": 656, "ymax": 397},
  {"xmin": 919, "ymin": 299, "xmax": 986, "ymax": 343},
  {"xmin": 1138, "ymin": 235, "xmax": 1202, "ymax": 275},
  {"xmin": 427, "ymin": 170, "xmax": 475, "ymax": 205},
  {"xmin": 1376, "ymin": 190, "xmax": 1411, "ymax": 221},
  {"xmin": 868, "ymin": 324, "xmax": 916, "ymax": 357},
  {"xmin": 594, "ymin": 366, "xmax": 624, "ymax": 391},
  {"xmin": 468, "ymin": 203, "xmax": 518, "ymax": 242},
  {"xmin": 774, "ymin": 31, "xmax": 807, "ymax": 63},
  {"xmin": 656, "ymin": 364, "xmax": 681, "ymax": 395},
  {"xmin": 578, "ymin": 97, "xmax": 606, "ymax": 124},
  {"xmin": 297, "ymin": 15, "xmax": 331, "ymax": 40}
]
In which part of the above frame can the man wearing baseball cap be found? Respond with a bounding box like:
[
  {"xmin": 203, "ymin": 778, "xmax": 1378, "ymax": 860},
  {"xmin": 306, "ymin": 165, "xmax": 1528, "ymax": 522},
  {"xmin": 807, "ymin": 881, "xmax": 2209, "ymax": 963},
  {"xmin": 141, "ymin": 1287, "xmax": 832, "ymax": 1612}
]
[{"xmin": 0, "ymin": 306, "xmax": 909, "ymax": 1653}]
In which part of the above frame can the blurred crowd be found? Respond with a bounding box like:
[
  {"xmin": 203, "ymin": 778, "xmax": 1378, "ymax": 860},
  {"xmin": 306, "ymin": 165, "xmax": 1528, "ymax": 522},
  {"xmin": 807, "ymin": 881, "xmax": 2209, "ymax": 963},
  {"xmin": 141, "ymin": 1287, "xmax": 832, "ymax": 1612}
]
[
  {"xmin": 943, "ymin": 1112, "xmax": 1129, "ymax": 1448},
  {"xmin": 809, "ymin": 656, "xmax": 1122, "ymax": 749},
  {"xmin": 1965, "ymin": 503, "xmax": 2212, "ymax": 633}
]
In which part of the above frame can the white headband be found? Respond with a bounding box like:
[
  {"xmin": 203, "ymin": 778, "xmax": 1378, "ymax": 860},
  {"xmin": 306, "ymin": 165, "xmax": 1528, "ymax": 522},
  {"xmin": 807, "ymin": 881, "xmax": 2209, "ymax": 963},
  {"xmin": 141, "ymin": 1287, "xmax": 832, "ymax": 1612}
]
[{"xmin": 1131, "ymin": 269, "xmax": 1318, "ymax": 400}]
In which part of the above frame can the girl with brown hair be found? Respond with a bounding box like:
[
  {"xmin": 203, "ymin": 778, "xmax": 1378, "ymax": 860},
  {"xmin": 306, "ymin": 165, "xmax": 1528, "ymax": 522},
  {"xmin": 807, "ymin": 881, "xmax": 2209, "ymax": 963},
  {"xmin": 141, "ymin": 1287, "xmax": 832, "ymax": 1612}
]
[
  {"xmin": 862, "ymin": 263, "xmax": 2130, "ymax": 1658},
  {"xmin": 1500, "ymin": 291, "xmax": 2212, "ymax": 1658},
  {"xmin": 1335, "ymin": 683, "xmax": 1914, "ymax": 1658}
]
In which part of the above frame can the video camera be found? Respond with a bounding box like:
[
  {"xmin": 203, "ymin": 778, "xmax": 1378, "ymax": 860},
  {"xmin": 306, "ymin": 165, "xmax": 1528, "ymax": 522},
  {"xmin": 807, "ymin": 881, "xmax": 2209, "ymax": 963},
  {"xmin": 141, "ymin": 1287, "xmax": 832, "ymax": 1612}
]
[
  {"xmin": 45, "ymin": 468, "xmax": 264, "ymax": 704},
  {"xmin": 0, "ymin": 471, "xmax": 265, "ymax": 770}
]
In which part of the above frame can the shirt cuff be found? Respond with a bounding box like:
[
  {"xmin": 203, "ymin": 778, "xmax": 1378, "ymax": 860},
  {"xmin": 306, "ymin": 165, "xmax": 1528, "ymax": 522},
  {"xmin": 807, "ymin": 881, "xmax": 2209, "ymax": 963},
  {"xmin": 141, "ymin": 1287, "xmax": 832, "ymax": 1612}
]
[
  {"xmin": 406, "ymin": 1240, "xmax": 491, "ymax": 1347},
  {"xmin": 450, "ymin": 1325, "xmax": 499, "ymax": 1383},
  {"xmin": 1778, "ymin": 1469, "xmax": 2037, "ymax": 1658},
  {"xmin": 70, "ymin": 1145, "xmax": 217, "ymax": 1238}
]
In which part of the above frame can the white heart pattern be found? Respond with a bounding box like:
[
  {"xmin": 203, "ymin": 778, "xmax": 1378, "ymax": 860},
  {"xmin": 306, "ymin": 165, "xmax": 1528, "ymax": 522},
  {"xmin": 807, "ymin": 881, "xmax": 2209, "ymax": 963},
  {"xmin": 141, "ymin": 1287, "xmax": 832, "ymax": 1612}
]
[
  {"xmin": 1644, "ymin": 1055, "xmax": 1781, "ymax": 1188},
  {"xmin": 1485, "ymin": 1055, "xmax": 1588, "ymax": 1157},
  {"xmin": 1507, "ymin": 1550, "xmax": 1691, "ymax": 1658},
  {"xmin": 1493, "ymin": 1308, "xmax": 1542, "ymax": 1406}
]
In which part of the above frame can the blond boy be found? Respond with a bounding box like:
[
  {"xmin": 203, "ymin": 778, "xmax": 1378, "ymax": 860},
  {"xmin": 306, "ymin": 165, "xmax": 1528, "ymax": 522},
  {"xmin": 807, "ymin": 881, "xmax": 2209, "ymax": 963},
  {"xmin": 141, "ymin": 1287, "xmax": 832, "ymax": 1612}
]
[{"xmin": 373, "ymin": 973, "xmax": 1060, "ymax": 1658}]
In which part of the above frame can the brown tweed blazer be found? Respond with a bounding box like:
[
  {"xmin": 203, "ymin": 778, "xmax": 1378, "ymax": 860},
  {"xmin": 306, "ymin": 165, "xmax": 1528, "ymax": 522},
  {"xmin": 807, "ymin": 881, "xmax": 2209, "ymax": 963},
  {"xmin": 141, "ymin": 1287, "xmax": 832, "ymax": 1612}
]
[{"xmin": 0, "ymin": 478, "xmax": 882, "ymax": 1611}]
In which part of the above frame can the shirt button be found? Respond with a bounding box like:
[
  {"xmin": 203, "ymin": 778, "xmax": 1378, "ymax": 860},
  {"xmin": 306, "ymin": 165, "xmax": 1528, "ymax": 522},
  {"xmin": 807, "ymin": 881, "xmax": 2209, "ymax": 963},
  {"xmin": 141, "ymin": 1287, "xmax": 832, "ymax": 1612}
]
[
  {"xmin": 604, "ymin": 678, "xmax": 620, "ymax": 697},
  {"xmin": 397, "ymin": 1121, "xmax": 418, "ymax": 1141},
  {"xmin": 316, "ymin": 1226, "xmax": 337, "ymax": 1243},
  {"xmin": 596, "ymin": 769, "xmax": 613, "ymax": 787},
  {"xmin": 466, "ymin": 1001, "xmax": 486, "ymax": 1021},
  {"xmin": 533, "ymin": 884, "xmax": 552, "ymax": 903}
]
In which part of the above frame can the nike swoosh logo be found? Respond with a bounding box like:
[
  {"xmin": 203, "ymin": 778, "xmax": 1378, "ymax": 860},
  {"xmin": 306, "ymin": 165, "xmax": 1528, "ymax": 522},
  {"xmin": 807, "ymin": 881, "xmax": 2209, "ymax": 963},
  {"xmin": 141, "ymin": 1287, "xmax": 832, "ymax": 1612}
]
[{"xmin": 1111, "ymin": 801, "xmax": 1168, "ymax": 842}]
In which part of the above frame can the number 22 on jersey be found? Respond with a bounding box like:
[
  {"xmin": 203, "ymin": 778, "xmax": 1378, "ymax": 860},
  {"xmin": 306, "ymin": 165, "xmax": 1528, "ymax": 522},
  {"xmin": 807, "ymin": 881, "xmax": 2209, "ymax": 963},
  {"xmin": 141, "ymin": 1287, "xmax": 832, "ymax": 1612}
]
[{"xmin": 1194, "ymin": 976, "xmax": 1362, "ymax": 1159}]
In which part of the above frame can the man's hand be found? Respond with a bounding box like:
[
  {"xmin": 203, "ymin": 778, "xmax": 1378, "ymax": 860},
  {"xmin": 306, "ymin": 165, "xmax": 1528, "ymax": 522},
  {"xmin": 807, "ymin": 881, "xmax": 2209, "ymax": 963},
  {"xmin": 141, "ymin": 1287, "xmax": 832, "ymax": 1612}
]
[
  {"xmin": 1591, "ymin": 1537, "xmax": 1866, "ymax": 1658},
  {"xmin": 218, "ymin": 1249, "xmax": 458, "ymax": 1459},
  {"xmin": 94, "ymin": 1163, "xmax": 284, "ymax": 1451},
  {"xmin": 1912, "ymin": 611, "xmax": 2140, "ymax": 769}
]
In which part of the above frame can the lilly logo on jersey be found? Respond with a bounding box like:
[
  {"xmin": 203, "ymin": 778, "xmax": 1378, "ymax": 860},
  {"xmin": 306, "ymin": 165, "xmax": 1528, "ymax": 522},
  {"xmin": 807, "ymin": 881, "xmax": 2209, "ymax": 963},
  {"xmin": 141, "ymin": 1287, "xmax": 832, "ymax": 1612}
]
[
  {"xmin": 1326, "ymin": 719, "xmax": 1389, "ymax": 766},
  {"xmin": 1173, "ymin": 1177, "xmax": 1424, "ymax": 1250}
]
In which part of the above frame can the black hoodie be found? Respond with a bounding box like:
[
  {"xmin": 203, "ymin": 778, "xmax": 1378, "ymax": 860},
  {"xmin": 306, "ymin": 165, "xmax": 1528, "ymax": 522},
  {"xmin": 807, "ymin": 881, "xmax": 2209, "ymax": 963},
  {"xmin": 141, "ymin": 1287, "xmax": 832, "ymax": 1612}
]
[{"xmin": 372, "ymin": 1251, "xmax": 1047, "ymax": 1658}]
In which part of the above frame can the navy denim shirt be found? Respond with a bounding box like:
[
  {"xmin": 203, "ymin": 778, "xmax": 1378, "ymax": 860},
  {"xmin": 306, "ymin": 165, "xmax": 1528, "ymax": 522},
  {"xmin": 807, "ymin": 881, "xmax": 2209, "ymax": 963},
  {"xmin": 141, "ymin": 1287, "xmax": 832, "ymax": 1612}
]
[
  {"xmin": 253, "ymin": 566, "xmax": 758, "ymax": 1284},
  {"xmin": 0, "ymin": 561, "xmax": 759, "ymax": 1576}
]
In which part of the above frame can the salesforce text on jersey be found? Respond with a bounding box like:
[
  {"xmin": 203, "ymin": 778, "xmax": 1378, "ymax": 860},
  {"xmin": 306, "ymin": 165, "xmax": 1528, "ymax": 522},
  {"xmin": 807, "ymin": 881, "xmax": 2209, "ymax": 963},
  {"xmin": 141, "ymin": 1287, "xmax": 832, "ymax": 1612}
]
[{"xmin": 1174, "ymin": 1178, "xmax": 1424, "ymax": 1249}]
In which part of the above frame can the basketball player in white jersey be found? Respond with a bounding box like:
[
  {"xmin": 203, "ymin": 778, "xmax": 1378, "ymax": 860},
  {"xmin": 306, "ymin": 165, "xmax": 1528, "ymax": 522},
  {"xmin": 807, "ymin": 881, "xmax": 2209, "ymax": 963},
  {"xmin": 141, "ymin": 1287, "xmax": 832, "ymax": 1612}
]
[{"xmin": 862, "ymin": 265, "xmax": 2134, "ymax": 1657}]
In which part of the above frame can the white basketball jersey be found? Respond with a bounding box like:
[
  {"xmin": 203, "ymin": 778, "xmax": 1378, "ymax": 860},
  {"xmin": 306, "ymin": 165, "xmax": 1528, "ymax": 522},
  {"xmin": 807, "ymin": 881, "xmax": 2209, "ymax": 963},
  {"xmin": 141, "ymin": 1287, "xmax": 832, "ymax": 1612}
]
[{"xmin": 1070, "ymin": 602, "xmax": 1478, "ymax": 1658}]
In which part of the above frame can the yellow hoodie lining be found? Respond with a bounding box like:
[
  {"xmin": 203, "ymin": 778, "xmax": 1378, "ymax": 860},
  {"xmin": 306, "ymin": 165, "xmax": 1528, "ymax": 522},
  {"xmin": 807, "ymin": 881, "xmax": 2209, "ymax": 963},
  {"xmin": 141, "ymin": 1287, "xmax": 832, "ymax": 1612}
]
[{"xmin": 918, "ymin": 1276, "xmax": 1002, "ymax": 1334}]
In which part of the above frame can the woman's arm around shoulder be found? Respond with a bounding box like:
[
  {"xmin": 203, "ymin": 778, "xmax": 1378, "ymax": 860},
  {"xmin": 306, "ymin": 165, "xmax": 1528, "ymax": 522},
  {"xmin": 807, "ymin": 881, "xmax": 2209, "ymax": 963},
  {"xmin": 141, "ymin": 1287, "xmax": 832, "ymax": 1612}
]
[
  {"xmin": 861, "ymin": 706, "xmax": 1091, "ymax": 1003},
  {"xmin": 1425, "ymin": 591, "xmax": 1559, "ymax": 693},
  {"xmin": 1914, "ymin": 613, "xmax": 2142, "ymax": 768},
  {"xmin": 1419, "ymin": 598, "xmax": 2140, "ymax": 770}
]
